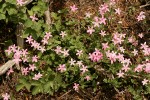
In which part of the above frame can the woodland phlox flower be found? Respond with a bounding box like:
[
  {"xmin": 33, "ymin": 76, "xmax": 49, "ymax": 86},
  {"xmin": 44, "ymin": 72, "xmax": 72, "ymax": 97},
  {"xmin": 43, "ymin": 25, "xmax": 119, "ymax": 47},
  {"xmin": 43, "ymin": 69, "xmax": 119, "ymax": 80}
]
[
  {"xmin": 106, "ymin": 50, "xmax": 118, "ymax": 64},
  {"xmin": 17, "ymin": 0, "xmax": 25, "ymax": 6},
  {"xmin": 7, "ymin": 67, "xmax": 14, "ymax": 76},
  {"xmin": 115, "ymin": 8, "xmax": 121, "ymax": 15},
  {"xmin": 60, "ymin": 31, "xmax": 67, "ymax": 38},
  {"xmin": 70, "ymin": 5, "xmax": 78, "ymax": 12},
  {"xmin": 142, "ymin": 79, "xmax": 149, "ymax": 85},
  {"xmin": 99, "ymin": 30, "xmax": 106, "ymax": 37},
  {"xmin": 144, "ymin": 63, "xmax": 150, "ymax": 73},
  {"xmin": 2, "ymin": 93, "xmax": 10, "ymax": 100},
  {"xmin": 140, "ymin": 42, "xmax": 150, "ymax": 56},
  {"xmin": 73, "ymin": 83, "xmax": 79, "ymax": 91},
  {"xmin": 102, "ymin": 42, "xmax": 109, "ymax": 50},
  {"xmin": 21, "ymin": 67, "xmax": 29, "ymax": 75},
  {"xmin": 112, "ymin": 32, "xmax": 124, "ymax": 45},
  {"xmin": 69, "ymin": 58, "xmax": 76, "ymax": 66},
  {"xmin": 134, "ymin": 64, "xmax": 144, "ymax": 72},
  {"xmin": 30, "ymin": 14, "xmax": 38, "ymax": 21},
  {"xmin": 33, "ymin": 73, "xmax": 42, "ymax": 80},
  {"xmin": 89, "ymin": 48, "xmax": 103, "ymax": 62},
  {"xmin": 42, "ymin": 32, "xmax": 52, "ymax": 45},
  {"xmin": 76, "ymin": 50, "xmax": 83, "ymax": 57},
  {"xmin": 85, "ymin": 75, "xmax": 91, "ymax": 81},
  {"xmin": 99, "ymin": 3, "xmax": 109, "ymax": 16},
  {"xmin": 80, "ymin": 65, "xmax": 88, "ymax": 74},
  {"xmin": 87, "ymin": 26, "xmax": 95, "ymax": 35},
  {"xmin": 54, "ymin": 46, "xmax": 62, "ymax": 54},
  {"xmin": 92, "ymin": 16, "xmax": 100, "ymax": 27},
  {"xmin": 58, "ymin": 64, "xmax": 66, "ymax": 72},
  {"xmin": 117, "ymin": 70, "xmax": 124, "ymax": 78},
  {"xmin": 137, "ymin": 11, "xmax": 145, "ymax": 21}
]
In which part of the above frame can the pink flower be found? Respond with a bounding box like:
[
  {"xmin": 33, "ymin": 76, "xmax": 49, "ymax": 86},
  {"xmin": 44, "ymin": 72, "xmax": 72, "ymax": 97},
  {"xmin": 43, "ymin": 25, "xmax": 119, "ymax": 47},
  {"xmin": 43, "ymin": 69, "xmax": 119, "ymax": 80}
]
[
  {"xmin": 32, "ymin": 55, "xmax": 38, "ymax": 62},
  {"xmin": 119, "ymin": 47, "xmax": 125, "ymax": 53},
  {"xmin": 5, "ymin": 47, "xmax": 12, "ymax": 56},
  {"xmin": 69, "ymin": 58, "xmax": 76, "ymax": 66},
  {"xmin": 70, "ymin": 5, "xmax": 78, "ymax": 12},
  {"xmin": 87, "ymin": 26, "xmax": 95, "ymax": 35},
  {"xmin": 138, "ymin": 33, "xmax": 143, "ymax": 38},
  {"xmin": 60, "ymin": 31, "xmax": 67, "ymax": 38},
  {"xmin": 102, "ymin": 42, "xmax": 109, "ymax": 50},
  {"xmin": 112, "ymin": 33, "xmax": 124, "ymax": 45},
  {"xmin": 73, "ymin": 83, "xmax": 79, "ymax": 91},
  {"xmin": 121, "ymin": 65, "xmax": 130, "ymax": 72},
  {"xmin": 76, "ymin": 50, "xmax": 83, "ymax": 57},
  {"xmin": 142, "ymin": 79, "xmax": 149, "ymax": 85},
  {"xmin": 132, "ymin": 49, "xmax": 138, "ymax": 56},
  {"xmin": 38, "ymin": 46, "xmax": 46, "ymax": 53},
  {"xmin": 21, "ymin": 67, "xmax": 29, "ymax": 76},
  {"xmin": 26, "ymin": 36, "xmax": 33, "ymax": 44},
  {"xmin": 2, "ymin": 93, "xmax": 10, "ymax": 100},
  {"xmin": 137, "ymin": 11, "xmax": 145, "ymax": 21},
  {"xmin": 141, "ymin": 42, "xmax": 148, "ymax": 50},
  {"xmin": 99, "ymin": 16, "xmax": 107, "ymax": 25},
  {"xmin": 45, "ymin": 32, "xmax": 52, "ymax": 39},
  {"xmin": 99, "ymin": 4, "xmax": 109, "ymax": 16},
  {"xmin": 106, "ymin": 50, "xmax": 117, "ymax": 64},
  {"xmin": 134, "ymin": 64, "xmax": 144, "ymax": 72},
  {"xmin": 89, "ymin": 48, "xmax": 103, "ymax": 62},
  {"xmin": 58, "ymin": 64, "xmax": 66, "ymax": 72},
  {"xmin": 117, "ymin": 71, "xmax": 124, "ymax": 78},
  {"xmin": 115, "ymin": 8, "xmax": 121, "ymax": 15},
  {"xmin": 99, "ymin": 30, "xmax": 106, "ymax": 37},
  {"xmin": 41, "ymin": 38, "xmax": 48, "ymax": 45},
  {"xmin": 85, "ymin": 75, "xmax": 91, "ymax": 81},
  {"xmin": 85, "ymin": 12, "xmax": 92, "ymax": 18},
  {"xmin": 62, "ymin": 49, "xmax": 69, "ymax": 57},
  {"xmin": 33, "ymin": 73, "xmax": 42, "ymax": 80},
  {"xmin": 31, "ymin": 40, "xmax": 40, "ymax": 49},
  {"xmin": 144, "ymin": 63, "xmax": 150, "ymax": 73},
  {"xmin": 17, "ymin": 0, "xmax": 25, "ymax": 6},
  {"xmin": 22, "ymin": 49, "xmax": 28, "ymax": 57},
  {"xmin": 142, "ymin": 48, "xmax": 150, "ymax": 56},
  {"xmin": 80, "ymin": 65, "xmax": 88, "ymax": 73},
  {"xmin": 54, "ymin": 46, "xmax": 62, "ymax": 54},
  {"xmin": 92, "ymin": 16, "xmax": 100, "ymax": 27},
  {"xmin": 29, "ymin": 64, "xmax": 36, "ymax": 71},
  {"xmin": 30, "ymin": 14, "xmax": 38, "ymax": 21},
  {"xmin": 7, "ymin": 67, "xmax": 14, "ymax": 76},
  {"xmin": 76, "ymin": 61, "xmax": 83, "ymax": 67}
]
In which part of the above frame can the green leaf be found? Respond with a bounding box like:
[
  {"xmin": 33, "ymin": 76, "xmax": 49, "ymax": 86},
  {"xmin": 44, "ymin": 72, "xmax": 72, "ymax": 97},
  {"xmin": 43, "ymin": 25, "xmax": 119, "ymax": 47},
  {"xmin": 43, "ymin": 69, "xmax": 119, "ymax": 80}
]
[
  {"xmin": 51, "ymin": 12, "xmax": 58, "ymax": 20},
  {"xmin": 32, "ymin": 86, "xmax": 40, "ymax": 95},
  {"xmin": 5, "ymin": 0, "xmax": 16, "ymax": 4},
  {"xmin": 43, "ymin": 81, "xmax": 53, "ymax": 92},
  {"xmin": 19, "ymin": 78, "xmax": 27, "ymax": 84},
  {"xmin": 32, "ymin": 6, "xmax": 40, "ymax": 12},
  {"xmin": 27, "ymin": 10, "xmax": 33, "ymax": 16},
  {"xmin": 24, "ymin": 28, "xmax": 37, "ymax": 39},
  {"xmin": 16, "ymin": 83, "xmax": 25, "ymax": 91},
  {"xmin": 0, "ymin": 13, "xmax": 5, "ymax": 20},
  {"xmin": 24, "ymin": 20, "xmax": 33, "ymax": 28},
  {"xmin": 24, "ymin": 82, "xmax": 31, "ymax": 91},
  {"xmin": 31, "ymin": 81, "xmax": 41, "ymax": 86}
]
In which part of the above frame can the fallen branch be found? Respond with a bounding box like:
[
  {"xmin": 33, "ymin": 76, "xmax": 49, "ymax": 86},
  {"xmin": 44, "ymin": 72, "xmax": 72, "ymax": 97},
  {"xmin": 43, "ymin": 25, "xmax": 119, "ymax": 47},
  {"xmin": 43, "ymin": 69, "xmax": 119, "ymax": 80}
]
[
  {"xmin": 140, "ymin": 1, "xmax": 150, "ymax": 8},
  {"xmin": 0, "ymin": 60, "xmax": 16, "ymax": 75}
]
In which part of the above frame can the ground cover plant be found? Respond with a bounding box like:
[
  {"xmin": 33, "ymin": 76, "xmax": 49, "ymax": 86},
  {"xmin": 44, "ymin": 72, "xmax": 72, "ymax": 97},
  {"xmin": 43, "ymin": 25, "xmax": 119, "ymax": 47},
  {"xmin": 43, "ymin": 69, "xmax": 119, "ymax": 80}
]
[{"xmin": 0, "ymin": 0, "xmax": 150, "ymax": 99}]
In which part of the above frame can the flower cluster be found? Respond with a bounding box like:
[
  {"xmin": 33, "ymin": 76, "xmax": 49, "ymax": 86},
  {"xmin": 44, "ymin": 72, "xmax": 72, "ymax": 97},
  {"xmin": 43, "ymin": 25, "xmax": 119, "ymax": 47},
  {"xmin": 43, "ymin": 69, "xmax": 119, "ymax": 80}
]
[{"xmin": 89, "ymin": 48, "xmax": 103, "ymax": 62}]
